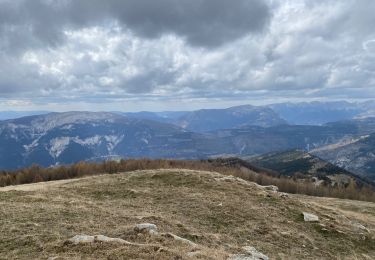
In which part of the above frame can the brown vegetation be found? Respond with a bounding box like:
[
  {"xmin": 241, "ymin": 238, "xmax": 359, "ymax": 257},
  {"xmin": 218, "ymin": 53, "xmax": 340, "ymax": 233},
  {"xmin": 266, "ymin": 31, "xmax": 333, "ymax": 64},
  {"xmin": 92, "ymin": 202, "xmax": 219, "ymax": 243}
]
[
  {"xmin": 0, "ymin": 158, "xmax": 375, "ymax": 202},
  {"xmin": 1, "ymin": 169, "xmax": 374, "ymax": 259}
]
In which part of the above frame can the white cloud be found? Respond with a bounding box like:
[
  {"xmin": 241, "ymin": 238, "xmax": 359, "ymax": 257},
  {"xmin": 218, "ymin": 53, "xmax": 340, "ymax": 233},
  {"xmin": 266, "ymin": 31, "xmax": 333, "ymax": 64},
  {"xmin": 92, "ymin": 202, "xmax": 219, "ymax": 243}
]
[{"xmin": 0, "ymin": 0, "xmax": 374, "ymax": 110}]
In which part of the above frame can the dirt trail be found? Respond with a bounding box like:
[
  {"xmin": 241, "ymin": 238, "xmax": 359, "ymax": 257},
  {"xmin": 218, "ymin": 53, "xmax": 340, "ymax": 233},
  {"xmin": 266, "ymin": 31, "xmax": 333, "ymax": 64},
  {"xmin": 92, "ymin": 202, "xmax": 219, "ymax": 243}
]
[{"xmin": 0, "ymin": 177, "xmax": 85, "ymax": 192}]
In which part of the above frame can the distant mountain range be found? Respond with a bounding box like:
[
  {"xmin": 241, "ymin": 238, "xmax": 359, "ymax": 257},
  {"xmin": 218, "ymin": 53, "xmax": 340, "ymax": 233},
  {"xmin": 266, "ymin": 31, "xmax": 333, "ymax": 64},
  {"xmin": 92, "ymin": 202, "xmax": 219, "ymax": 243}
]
[
  {"xmin": 0, "ymin": 112, "xmax": 194, "ymax": 169},
  {"xmin": 0, "ymin": 111, "xmax": 49, "ymax": 121},
  {"xmin": 0, "ymin": 102, "xmax": 374, "ymax": 182},
  {"xmin": 206, "ymin": 117, "xmax": 375, "ymax": 157},
  {"xmin": 122, "ymin": 105, "xmax": 286, "ymax": 132},
  {"xmin": 248, "ymin": 150, "xmax": 373, "ymax": 187},
  {"xmin": 269, "ymin": 101, "xmax": 375, "ymax": 125},
  {"xmin": 122, "ymin": 101, "xmax": 375, "ymax": 128},
  {"xmin": 3, "ymin": 101, "xmax": 375, "ymax": 126}
]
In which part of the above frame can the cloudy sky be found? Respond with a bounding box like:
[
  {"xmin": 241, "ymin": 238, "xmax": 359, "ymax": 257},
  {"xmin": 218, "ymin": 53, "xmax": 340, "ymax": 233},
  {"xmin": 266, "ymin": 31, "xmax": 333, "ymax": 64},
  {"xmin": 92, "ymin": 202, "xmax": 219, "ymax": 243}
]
[{"xmin": 0, "ymin": 0, "xmax": 374, "ymax": 111}]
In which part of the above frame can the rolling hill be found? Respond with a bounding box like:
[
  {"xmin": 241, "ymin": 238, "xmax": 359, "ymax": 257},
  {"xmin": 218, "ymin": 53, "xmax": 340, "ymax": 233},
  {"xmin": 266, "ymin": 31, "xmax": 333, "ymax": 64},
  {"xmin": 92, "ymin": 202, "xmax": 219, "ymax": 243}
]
[
  {"xmin": 311, "ymin": 133, "xmax": 375, "ymax": 181},
  {"xmin": 0, "ymin": 169, "xmax": 374, "ymax": 259}
]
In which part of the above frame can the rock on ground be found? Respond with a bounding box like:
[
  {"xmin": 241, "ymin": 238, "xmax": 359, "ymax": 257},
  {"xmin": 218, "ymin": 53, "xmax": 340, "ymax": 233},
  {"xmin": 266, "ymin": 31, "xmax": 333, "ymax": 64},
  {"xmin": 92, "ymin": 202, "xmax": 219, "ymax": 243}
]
[
  {"xmin": 263, "ymin": 185, "xmax": 279, "ymax": 192},
  {"xmin": 164, "ymin": 233, "xmax": 197, "ymax": 247},
  {"xmin": 133, "ymin": 223, "xmax": 197, "ymax": 246},
  {"xmin": 68, "ymin": 235, "xmax": 128, "ymax": 245},
  {"xmin": 303, "ymin": 212, "xmax": 319, "ymax": 222},
  {"xmin": 134, "ymin": 223, "xmax": 158, "ymax": 234},
  {"xmin": 229, "ymin": 246, "xmax": 269, "ymax": 260},
  {"xmin": 68, "ymin": 235, "xmax": 95, "ymax": 244}
]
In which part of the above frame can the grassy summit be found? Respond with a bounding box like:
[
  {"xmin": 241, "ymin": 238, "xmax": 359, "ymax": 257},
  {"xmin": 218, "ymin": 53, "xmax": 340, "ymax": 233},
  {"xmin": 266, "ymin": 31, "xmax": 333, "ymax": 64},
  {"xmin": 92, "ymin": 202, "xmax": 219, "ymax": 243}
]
[{"xmin": 0, "ymin": 169, "xmax": 374, "ymax": 259}]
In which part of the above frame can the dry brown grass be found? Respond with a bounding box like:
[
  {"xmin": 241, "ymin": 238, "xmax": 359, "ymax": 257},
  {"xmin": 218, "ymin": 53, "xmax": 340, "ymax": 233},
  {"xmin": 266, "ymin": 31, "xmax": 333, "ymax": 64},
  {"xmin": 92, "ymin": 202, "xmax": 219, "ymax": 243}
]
[
  {"xmin": 0, "ymin": 169, "xmax": 374, "ymax": 259},
  {"xmin": 1, "ymin": 159, "xmax": 375, "ymax": 202}
]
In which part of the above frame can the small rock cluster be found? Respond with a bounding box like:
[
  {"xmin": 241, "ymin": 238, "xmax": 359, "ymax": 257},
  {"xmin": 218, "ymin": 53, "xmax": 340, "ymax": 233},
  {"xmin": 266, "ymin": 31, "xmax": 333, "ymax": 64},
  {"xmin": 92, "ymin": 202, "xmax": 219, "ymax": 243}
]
[{"xmin": 66, "ymin": 223, "xmax": 197, "ymax": 248}]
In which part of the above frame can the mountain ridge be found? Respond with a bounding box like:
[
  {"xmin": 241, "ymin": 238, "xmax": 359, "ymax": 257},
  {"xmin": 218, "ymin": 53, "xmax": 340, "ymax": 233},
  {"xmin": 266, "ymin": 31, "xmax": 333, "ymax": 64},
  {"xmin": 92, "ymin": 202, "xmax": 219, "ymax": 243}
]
[
  {"xmin": 249, "ymin": 149, "xmax": 374, "ymax": 186},
  {"xmin": 0, "ymin": 110, "xmax": 374, "ymax": 182},
  {"xmin": 311, "ymin": 133, "xmax": 375, "ymax": 180}
]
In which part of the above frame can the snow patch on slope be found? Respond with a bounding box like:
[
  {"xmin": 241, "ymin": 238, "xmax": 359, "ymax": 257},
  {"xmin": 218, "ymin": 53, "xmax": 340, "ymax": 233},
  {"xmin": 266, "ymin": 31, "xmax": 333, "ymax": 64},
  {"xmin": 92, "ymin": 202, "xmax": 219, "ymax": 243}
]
[
  {"xmin": 23, "ymin": 138, "xmax": 40, "ymax": 153},
  {"xmin": 75, "ymin": 135, "xmax": 102, "ymax": 146},
  {"xmin": 48, "ymin": 135, "xmax": 125, "ymax": 159},
  {"xmin": 49, "ymin": 137, "xmax": 71, "ymax": 158},
  {"xmin": 105, "ymin": 135, "xmax": 124, "ymax": 152}
]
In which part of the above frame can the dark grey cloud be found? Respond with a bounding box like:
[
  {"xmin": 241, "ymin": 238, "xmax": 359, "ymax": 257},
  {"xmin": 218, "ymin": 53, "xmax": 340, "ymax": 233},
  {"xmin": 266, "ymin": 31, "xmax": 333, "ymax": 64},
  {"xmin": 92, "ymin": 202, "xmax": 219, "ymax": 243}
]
[
  {"xmin": 0, "ymin": 0, "xmax": 374, "ymax": 111},
  {"xmin": 106, "ymin": 0, "xmax": 271, "ymax": 47},
  {"xmin": 0, "ymin": 0, "xmax": 271, "ymax": 49}
]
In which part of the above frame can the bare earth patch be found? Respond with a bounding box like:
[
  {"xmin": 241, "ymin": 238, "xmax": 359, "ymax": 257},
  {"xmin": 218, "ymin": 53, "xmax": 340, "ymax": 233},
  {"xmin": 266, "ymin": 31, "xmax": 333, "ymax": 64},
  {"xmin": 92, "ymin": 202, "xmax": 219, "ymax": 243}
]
[
  {"xmin": 0, "ymin": 178, "xmax": 83, "ymax": 192},
  {"xmin": 0, "ymin": 169, "xmax": 374, "ymax": 259}
]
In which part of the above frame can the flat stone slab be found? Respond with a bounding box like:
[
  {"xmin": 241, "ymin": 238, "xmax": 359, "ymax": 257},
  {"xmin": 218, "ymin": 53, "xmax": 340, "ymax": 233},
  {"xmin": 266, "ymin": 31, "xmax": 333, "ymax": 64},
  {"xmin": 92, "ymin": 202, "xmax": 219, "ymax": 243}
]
[
  {"xmin": 68, "ymin": 235, "xmax": 128, "ymax": 245},
  {"xmin": 134, "ymin": 223, "xmax": 158, "ymax": 233},
  {"xmin": 303, "ymin": 212, "xmax": 319, "ymax": 222}
]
